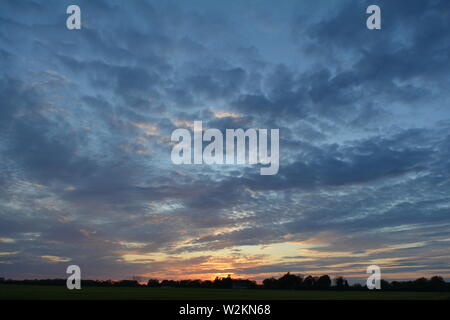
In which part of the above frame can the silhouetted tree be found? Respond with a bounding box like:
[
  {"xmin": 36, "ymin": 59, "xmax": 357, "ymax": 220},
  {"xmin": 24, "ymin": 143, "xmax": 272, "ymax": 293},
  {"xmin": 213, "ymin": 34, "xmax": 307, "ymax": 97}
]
[
  {"xmin": 262, "ymin": 277, "xmax": 278, "ymax": 289},
  {"xmin": 114, "ymin": 280, "xmax": 140, "ymax": 287},
  {"xmin": 302, "ymin": 275, "xmax": 316, "ymax": 289},
  {"xmin": 352, "ymin": 283, "xmax": 363, "ymax": 290},
  {"xmin": 430, "ymin": 276, "xmax": 446, "ymax": 291},
  {"xmin": 334, "ymin": 276, "xmax": 349, "ymax": 289},
  {"xmin": 278, "ymin": 272, "xmax": 303, "ymax": 289},
  {"xmin": 413, "ymin": 277, "xmax": 429, "ymax": 291},
  {"xmin": 316, "ymin": 275, "xmax": 332, "ymax": 289},
  {"xmin": 147, "ymin": 279, "xmax": 160, "ymax": 287},
  {"xmin": 3, "ymin": 274, "xmax": 449, "ymax": 292},
  {"xmin": 202, "ymin": 280, "xmax": 214, "ymax": 288},
  {"xmin": 214, "ymin": 275, "xmax": 233, "ymax": 289},
  {"xmin": 160, "ymin": 279, "xmax": 177, "ymax": 287},
  {"xmin": 380, "ymin": 279, "xmax": 391, "ymax": 290}
]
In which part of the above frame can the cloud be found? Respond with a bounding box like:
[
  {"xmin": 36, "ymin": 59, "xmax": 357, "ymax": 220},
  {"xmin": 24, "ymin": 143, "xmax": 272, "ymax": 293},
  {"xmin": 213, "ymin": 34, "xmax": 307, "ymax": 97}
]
[{"xmin": 0, "ymin": 0, "xmax": 449, "ymax": 281}]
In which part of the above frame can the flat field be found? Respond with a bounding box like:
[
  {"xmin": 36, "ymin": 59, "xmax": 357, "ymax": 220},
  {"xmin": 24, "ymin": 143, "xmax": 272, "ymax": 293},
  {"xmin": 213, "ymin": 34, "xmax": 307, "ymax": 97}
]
[{"xmin": 1, "ymin": 284, "xmax": 449, "ymax": 300}]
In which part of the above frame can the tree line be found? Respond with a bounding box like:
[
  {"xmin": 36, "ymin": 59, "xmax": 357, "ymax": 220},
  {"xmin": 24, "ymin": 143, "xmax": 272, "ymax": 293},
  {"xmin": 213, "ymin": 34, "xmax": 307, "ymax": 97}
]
[{"xmin": 1, "ymin": 273, "xmax": 449, "ymax": 291}]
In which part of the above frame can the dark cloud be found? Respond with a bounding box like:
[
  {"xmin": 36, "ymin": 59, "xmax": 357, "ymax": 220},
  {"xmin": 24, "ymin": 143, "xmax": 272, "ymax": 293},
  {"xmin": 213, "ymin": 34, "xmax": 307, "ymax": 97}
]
[{"xmin": 0, "ymin": 0, "xmax": 449, "ymax": 281}]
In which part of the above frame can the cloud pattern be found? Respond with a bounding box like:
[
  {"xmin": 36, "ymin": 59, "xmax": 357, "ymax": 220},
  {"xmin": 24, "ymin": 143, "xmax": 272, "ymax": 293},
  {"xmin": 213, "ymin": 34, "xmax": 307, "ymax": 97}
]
[{"xmin": 0, "ymin": 0, "xmax": 449, "ymax": 281}]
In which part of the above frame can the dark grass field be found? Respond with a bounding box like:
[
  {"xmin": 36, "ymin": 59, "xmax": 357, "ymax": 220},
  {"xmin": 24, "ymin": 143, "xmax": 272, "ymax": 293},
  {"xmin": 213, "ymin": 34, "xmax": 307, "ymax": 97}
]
[{"xmin": 1, "ymin": 284, "xmax": 449, "ymax": 300}]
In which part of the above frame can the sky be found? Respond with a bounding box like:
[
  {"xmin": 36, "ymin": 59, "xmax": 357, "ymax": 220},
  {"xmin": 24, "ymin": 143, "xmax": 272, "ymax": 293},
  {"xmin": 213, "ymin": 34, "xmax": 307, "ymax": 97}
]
[{"xmin": 0, "ymin": 0, "xmax": 449, "ymax": 283}]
